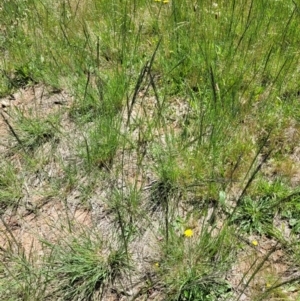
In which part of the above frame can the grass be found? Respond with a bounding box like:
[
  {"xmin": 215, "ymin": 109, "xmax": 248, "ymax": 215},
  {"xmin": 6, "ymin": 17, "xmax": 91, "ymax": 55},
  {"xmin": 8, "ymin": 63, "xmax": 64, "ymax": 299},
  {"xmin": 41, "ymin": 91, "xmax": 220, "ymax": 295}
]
[
  {"xmin": 0, "ymin": 0, "xmax": 300, "ymax": 300},
  {"xmin": 0, "ymin": 161, "xmax": 23, "ymax": 211},
  {"xmin": 43, "ymin": 228, "xmax": 130, "ymax": 301}
]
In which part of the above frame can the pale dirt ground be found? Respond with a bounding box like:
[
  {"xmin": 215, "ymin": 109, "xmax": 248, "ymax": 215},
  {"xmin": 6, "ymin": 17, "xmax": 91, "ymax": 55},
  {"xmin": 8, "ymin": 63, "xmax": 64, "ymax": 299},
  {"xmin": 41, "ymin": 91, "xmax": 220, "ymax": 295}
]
[{"xmin": 0, "ymin": 85, "xmax": 299, "ymax": 300}]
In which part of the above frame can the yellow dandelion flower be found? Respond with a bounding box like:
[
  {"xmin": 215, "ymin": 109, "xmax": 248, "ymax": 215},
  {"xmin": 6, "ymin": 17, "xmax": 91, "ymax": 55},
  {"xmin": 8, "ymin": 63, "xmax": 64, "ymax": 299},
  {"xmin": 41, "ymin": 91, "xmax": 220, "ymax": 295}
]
[
  {"xmin": 163, "ymin": 0, "xmax": 169, "ymax": 3},
  {"xmin": 184, "ymin": 229, "xmax": 193, "ymax": 237},
  {"xmin": 154, "ymin": 262, "xmax": 160, "ymax": 268},
  {"xmin": 252, "ymin": 240, "xmax": 258, "ymax": 246}
]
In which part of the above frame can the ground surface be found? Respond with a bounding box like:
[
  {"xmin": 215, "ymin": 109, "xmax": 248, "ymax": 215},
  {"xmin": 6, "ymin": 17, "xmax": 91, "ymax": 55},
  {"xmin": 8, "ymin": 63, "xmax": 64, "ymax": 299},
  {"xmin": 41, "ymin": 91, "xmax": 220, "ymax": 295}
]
[{"xmin": 0, "ymin": 85, "xmax": 299, "ymax": 300}]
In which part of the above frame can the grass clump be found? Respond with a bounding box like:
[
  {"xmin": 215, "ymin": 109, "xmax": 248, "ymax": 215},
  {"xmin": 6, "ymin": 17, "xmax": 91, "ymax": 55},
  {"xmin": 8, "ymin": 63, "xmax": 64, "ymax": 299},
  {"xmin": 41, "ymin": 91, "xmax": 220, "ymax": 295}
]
[
  {"xmin": 44, "ymin": 230, "xmax": 129, "ymax": 301},
  {"xmin": 0, "ymin": 161, "xmax": 23, "ymax": 211},
  {"xmin": 79, "ymin": 116, "xmax": 121, "ymax": 171},
  {"xmin": 8, "ymin": 110, "xmax": 61, "ymax": 152},
  {"xmin": 156, "ymin": 225, "xmax": 234, "ymax": 301},
  {"xmin": 0, "ymin": 243, "xmax": 50, "ymax": 301}
]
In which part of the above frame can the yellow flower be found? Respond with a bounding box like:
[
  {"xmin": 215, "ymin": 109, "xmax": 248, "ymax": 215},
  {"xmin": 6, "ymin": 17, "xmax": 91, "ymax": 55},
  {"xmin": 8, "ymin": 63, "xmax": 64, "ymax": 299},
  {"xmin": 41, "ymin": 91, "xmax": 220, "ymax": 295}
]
[
  {"xmin": 266, "ymin": 283, "xmax": 272, "ymax": 288},
  {"xmin": 154, "ymin": 262, "xmax": 160, "ymax": 268},
  {"xmin": 163, "ymin": 0, "xmax": 169, "ymax": 3},
  {"xmin": 252, "ymin": 240, "xmax": 258, "ymax": 246},
  {"xmin": 184, "ymin": 229, "xmax": 193, "ymax": 237}
]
